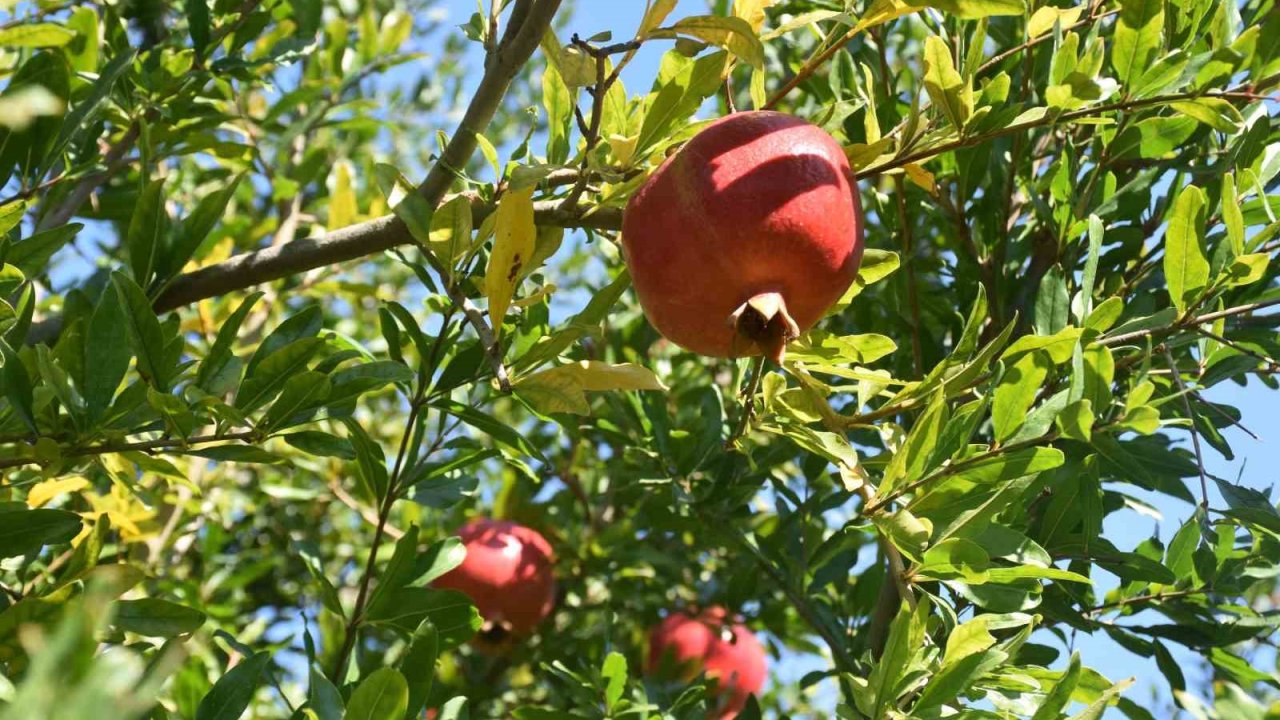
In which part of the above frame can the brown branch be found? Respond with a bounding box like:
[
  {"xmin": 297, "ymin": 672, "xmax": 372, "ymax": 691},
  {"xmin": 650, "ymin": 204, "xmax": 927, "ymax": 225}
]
[
  {"xmin": 1086, "ymin": 588, "xmax": 1207, "ymax": 616},
  {"xmin": 1099, "ymin": 297, "xmax": 1280, "ymax": 347},
  {"xmin": 976, "ymin": 9, "xmax": 1120, "ymax": 76},
  {"xmin": 35, "ymin": 122, "xmax": 140, "ymax": 232},
  {"xmin": 24, "ymin": 195, "xmax": 617, "ymax": 345}
]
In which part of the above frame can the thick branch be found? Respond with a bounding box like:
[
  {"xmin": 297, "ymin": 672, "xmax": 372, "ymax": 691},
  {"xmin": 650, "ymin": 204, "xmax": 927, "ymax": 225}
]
[{"xmin": 25, "ymin": 195, "xmax": 614, "ymax": 345}]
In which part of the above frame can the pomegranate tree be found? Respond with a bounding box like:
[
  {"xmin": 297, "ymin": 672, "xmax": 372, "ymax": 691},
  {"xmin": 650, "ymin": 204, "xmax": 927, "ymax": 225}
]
[
  {"xmin": 433, "ymin": 519, "xmax": 556, "ymax": 641},
  {"xmin": 622, "ymin": 111, "xmax": 865, "ymax": 363},
  {"xmin": 647, "ymin": 607, "xmax": 768, "ymax": 718}
]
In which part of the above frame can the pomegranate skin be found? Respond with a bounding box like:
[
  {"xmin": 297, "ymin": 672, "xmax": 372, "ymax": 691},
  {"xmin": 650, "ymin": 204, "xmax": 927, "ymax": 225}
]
[
  {"xmin": 647, "ymin": 608, "xmax": 768, "ymax": 719},
  {"xmin": 432, "ymin": 519, "xmax": 556, "ymax": 636},
  {"xmin": 622, "ymin": 111, "xmax": 864, "ymax": 361}
]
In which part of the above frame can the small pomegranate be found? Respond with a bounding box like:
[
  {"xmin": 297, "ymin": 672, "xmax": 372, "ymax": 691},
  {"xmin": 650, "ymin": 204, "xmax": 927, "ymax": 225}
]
[
  {"xmin": 622, "ymin": 111, "xmax": 865, "ymax": 363},
  {"xmin": 647, "ymin": 607, "xmax": 768, "ymax": 719},
  {"xmin": 433, "ymin": 519, "xmax": 556, "ymax": 643}
]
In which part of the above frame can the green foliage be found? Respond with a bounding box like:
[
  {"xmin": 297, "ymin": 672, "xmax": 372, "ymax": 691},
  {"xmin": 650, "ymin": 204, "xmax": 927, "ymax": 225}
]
[{"xmin": 1, "ymin": 0, "xmax": 1279, "ymax": 718}]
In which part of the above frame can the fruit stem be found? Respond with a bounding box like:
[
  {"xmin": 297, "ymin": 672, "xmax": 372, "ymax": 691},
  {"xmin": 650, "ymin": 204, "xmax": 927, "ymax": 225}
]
[{"xmin": 729, "ymin": 292, "xmax": 800, "ymax": 364}]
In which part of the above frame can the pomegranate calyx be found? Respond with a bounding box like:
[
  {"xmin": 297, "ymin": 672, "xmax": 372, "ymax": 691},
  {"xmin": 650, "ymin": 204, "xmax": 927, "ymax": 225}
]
[{"xmin": 729, "ymin": 291, "xmax": 800, "ymax": 364}]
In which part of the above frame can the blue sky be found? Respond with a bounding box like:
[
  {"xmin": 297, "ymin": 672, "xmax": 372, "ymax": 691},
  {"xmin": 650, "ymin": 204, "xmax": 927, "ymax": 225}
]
[{"xmin": 426, "ymin": 0, "xmax": 1280, "ymax": 715}]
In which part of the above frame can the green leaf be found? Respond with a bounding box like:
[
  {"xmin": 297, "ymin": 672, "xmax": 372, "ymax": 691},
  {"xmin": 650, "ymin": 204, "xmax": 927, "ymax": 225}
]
[
  {"xmin": 1031, "ymin": 651, "xmax": 1082, "ymax": 720},
  {"xmin": 1169, "ymin": 98, "xmax": 1244, "ymax": 133},
  {"xmin": 283, "ymin": 431, "xmax": 354, "ymax": 459},
  {"xmin": 923, "ymin": 35, "xmax": 972, "ymax": 131},
  {"xmin": 184, "ymin": 445, "xmax": 283, "ymax": 464},
  {"xmin": 541, "ymin": 61, "xmax": 571, "ymax": 165},
  {"xmin": 602, "ymin": 651, "xmax": 627, "ymax": 710},
  {"xmin": 1223, "ymin": 172, "xmax": 1244, "ymax": 255},
  {"xmin": 235, "ymin": 338, "xmax": 325, "ymax": 414},
  {"xmin": 7, "ymin": 223, "xmax": 80, "ymax": 276},
  {"xmin": 993, "ymin": 351, "xmax": 1052, "ymax": 442},
  {"xmin": 1035, "ymin": 267, "xmax": 1070, "ymax": 335},
  {"xmin": 259, "ymin": 370, "xmax": 330, "ymax": 431},
  {"xmin": 49, "ymin": 49, "xmax": 135, "ymax": 162},
  {"xmin": 869, "ymin": 599, "xmax": 929, "ymax": 717},
  {"xmin": 244, "ymin": 305, "xmax": 323, "ymax": 378},
  {"xmin": 309, "ymin": 666, "xmax": 344, "ymax": 720},
  {"xmin": 344, "ymin": 667, "xmax": 408, "ymax": 720},
  {"xmin": 1213, "ymin": 478, "xmax": 1280, "ymax": 535},
  {"xmin": 432, "ymin": 401, "xmax": 547, "ymax": 463},
  {"xmin": 912, "ymin": 0, "xmax": 1023, "ymax": 18},
  {"xmin": 1112, "ymin": 0, "xmax": 1165, "ymax": 83},
  {"xmin": 0, "ymin": 508, "xmax": 82, "ymax": 559},
  {"xmin": 1163, "ymin": 184, "xmax": 1209, "ymax": 314},
  {"xmin": 1066, "ymin": 677, "xmax": 1136, "ymax": 720},
  {"xmin": 918, "ymin": 538, "xmax": 990, "ymax": 581},
  {"xmin": 160, "ymin": 175, "xmax": 243, "ymax": 285},
  {"xmin": 195, "ymin": 292, "xmax": 263, "ymax": 392},
  {"xmin": 635, "ymin": 51, "xmax": 726, "ymax": 156},
  {"xmin": 1056, "ymin": 398, "xmax": 1095, "ymax": 441},
  {"xmin": 186, "ymin": 0, "xmax": 210, "ymax": 55},
  {"xmin": 514, "ymin": 360, "xmax": 666, "ymax": 416},
  {"xmin": 788, "ymin": 332, "xmax": 897, "ymax": 366},
  {"xmin": 298, "ymin": 542, "xmax": 344, "ymax": 618},
  {"xmin": 652, "ymin": 15, "xmax": 764, "ymax": 68},
  {"xmin": 400, "ymin": 620, "xmax": 438, "ymax": 720},
  {"xmin": 1001, "ymin": 327, "xmax": 1083, "ymax": 364},
  {"xmin": 364, "ymin": 588, "xmax": 481, "ymax": 648},
  {"xmin": 111, "ymin": 272, "xmax": 172, "ymax": 391},
  {"xmin": 195, "ymin": 652, "xmax": 271, "ymax": 720},
  {"xmin": 127, "ymin": 178, "xmax": 168, "ymax": 288},
  {"xmin": 0, "ymin": 23, "xmax": 76, "ymax": 48},
  {"xmin": 83, "ymin": 285, "xmax": 131, "ymax": 423},
  {"xmin": 881, "ymin": 388, "xmax": 948, "ymax": 494},
  {"xmin": 112, "ymin": 598, "xmax": 206, "ymax": 637}
]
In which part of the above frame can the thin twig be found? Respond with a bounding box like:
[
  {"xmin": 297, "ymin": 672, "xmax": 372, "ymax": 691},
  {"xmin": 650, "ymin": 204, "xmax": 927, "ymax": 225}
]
[
  {"xmin": 0, "ymin": 431, "xmax": 257, "ymax": 471},
  {"xmin": 976, "ymin": 9, "xmax": 1120, "ymax": 76},
  {"xmin": 36, "ymin": 122, "xmax": 141, "ymax": 231},
  {"xmin": 1162, "ymin": 345, "xmax": 1210, "ymax": 507},
  {"xmin": 1086, "ymin": 587, "xmax": 1207, "ymax": 616},
  {"xmin": 1100, "ymin": 297, "xmax": 1280, "ymax": 347}
]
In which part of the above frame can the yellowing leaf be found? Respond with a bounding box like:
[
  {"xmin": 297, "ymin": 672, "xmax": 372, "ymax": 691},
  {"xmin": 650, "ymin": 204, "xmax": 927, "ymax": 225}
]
[
  {"xmin": 428, "ymin": 194, "xmax": 474, "ymax": 269},
  {"xmin": 1027, "ymin": 4, "xmax": 1085, "ymax": 38},
  {"xmin": 923, "ymin": 35, "xmax": 973, "ymax": 132},
  {"xmin": 328, "ymin": 160, "xmax": 357, "ymax": 230},
  {"xmin": 608, "ymin": 134, "xmax": 638, "ymax": 165},
  {"xmin": 639, "ymin": 0, "xmax": 678, "ymax": 38},
  {"xmin": 1225, "ymin": 253, "xmax": 1269, "ymax": 288},
  {"xmin": 903, "ymin": 163, "xmax": 936, "ymax": 193},
  {"xmin": 910, "ymin": 0, "xmax": 1024, "ymax": 19},
  {"xmin": 651, "ymin": 15, "xmax": 764, "ymax": 69},
  {"xmin": 515, "ymin": 361, "xmax": 667, "ymax": 415},
  {"xmin": 734, "ymin": 0, "xmax": 777, "ymax": 32},
  {"xmin": 485, "ymin": 186, "xmax": 537, "ymax": 333},
  {"xmin": 27, "ymin": 476, "xmax": 89, "ymax": 508},
  {"xmin": 1169, "ymin": 98, "xmax": 1244, "ymax": 133},
  {"xmin": 855, "ymin": 0, "xmax": 920, "ymax": 33},
  {"xmin": 560, "ymin": 46, "xmax": 596, "ymax": 87},
  {"xmin": 0, "ymin": 22, "xmax": 76, "ymax": 48}
]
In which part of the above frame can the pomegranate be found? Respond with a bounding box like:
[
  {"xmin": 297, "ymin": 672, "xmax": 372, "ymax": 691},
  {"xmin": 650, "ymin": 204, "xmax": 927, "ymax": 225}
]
[
  {"xmin": 622, "ymin": 111, "xmax": 865, "ymax": 363},
  {"xmin": 647, "ymin": 607, "xmax": 768, "ymax": 718},
  {"xmin": 433, "ymin": 519, "xmax": 556, "ymax": 641}
]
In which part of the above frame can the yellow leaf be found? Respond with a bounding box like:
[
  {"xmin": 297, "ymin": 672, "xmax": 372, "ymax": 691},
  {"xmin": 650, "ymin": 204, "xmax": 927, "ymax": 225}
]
[
  {"xmin": 485, "ymin": 186, "xmax": 537, "ymax": 333},
  {"xmin": 855, "ymin": 0, "xmax": 920, "ymax": 33},
  {"xmin": 639, "ymin": 0, "xmax": 678, "ymax": 38},
  {"xmin": 27, "ymin": 476, "xmax": 89, "ymax": 508},
  {"xmin": 1028, "ymin": 4, "xmax": 1084, "ymax": 39},
  {"xmin": 734, "ymin": 0, "xmax": 777, "ymax": 32},
  {"xmin": 608, "ymin": 134, "xmax": 638, "ymax": 166},
  {"xmin": 515, "ymin": 361, "xmax": 667, "ymax": 416},
  {"xmin": 903, "ymin": 163, "xmax": 936, "ymax": 193},
  {"xmin": 328, "ymin": 160, "xmax": 358, "ymax": 230}
]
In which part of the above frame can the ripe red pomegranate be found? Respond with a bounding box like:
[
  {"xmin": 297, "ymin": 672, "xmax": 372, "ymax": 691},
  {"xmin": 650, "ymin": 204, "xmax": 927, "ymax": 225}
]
[
  {"xmin": 432, "ymin": 519, "xmax": 556, "ymax": 641},
  {"xmin": 622, "ymin": 111, "xmax": 865, "ymax": 363},
  {"xmin": 647, "ymin": 608, "xmax": 768, "ymax": 719}
]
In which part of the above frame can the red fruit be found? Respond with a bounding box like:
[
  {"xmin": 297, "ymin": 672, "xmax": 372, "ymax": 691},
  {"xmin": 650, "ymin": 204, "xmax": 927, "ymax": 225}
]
[
  {"xmin": 433, "ymin": 519, "xmax": 556, "ymax": 638},
  {"xmin": 647, "ymin": 608, "xmax": 768, "ymax": 719},
  {"xmin": 622, "ymin": 111, "xmax": 865, "ymax": 364}
]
